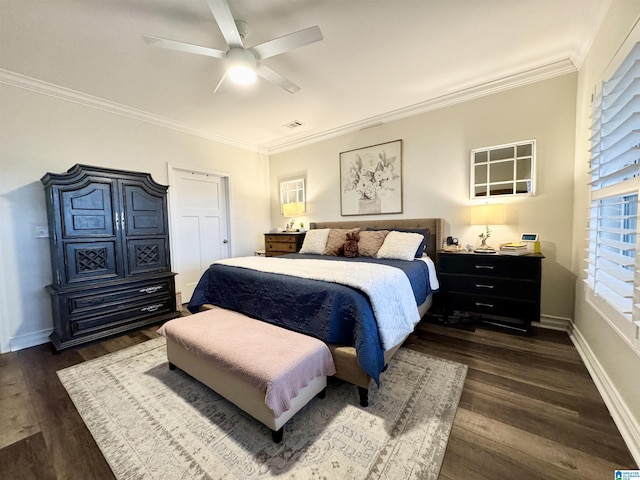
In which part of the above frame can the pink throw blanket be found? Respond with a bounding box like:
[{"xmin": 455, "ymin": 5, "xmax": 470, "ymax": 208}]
[{"xmin": 157, "ymin": 309, "xmax": 336, "ymax": 418}]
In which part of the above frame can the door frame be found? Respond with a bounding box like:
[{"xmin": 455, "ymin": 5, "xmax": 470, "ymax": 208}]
[
  {"xmin": 166, "ymin": 163, "xmax": 232, "ymax": 300},
  {"xmin": 0, "ymin": 235, "xmax": 10, "ymax": 353}
]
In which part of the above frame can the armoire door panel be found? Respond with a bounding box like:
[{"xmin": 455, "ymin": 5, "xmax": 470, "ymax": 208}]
[
  {"xmin": 61, "ymin": 182, "xmax": 115, "ymax": 237},
  {"xmin": 121, "ymin": 183, "xmax": 166, "ymax": 236},
  {"xmin": 126, "ymin": 238, "xmax": 169, "ymax": 275},
  {"xmin": 64, "ymin": 240, "xmax": 119, "ymax": 283}
]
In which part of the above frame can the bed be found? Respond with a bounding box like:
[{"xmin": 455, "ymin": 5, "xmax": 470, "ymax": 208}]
[{"xmin": 188, "ymin": 218, "xmax": 444, "ymax": 406}]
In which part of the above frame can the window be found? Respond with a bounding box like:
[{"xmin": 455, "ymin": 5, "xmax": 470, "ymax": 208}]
[
  {"xmin": 280, "ymin": 178, "xmax": 305, "ymax": 212},
  {"xmin": 470, "ymin": 140, "xmax": 536, "ymax": 198},
  {"xmin": 586, "ymin": 41, "xmax": 640, "ymax": 352}
]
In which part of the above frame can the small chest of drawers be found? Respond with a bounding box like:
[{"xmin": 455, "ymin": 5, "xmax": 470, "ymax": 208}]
[
  {"xmin": 264, "ymin": 232, "xmax": 306, "ymax": 257},
  {"xmin": 437, "ymin": 251, "xmax": 544, "ymax": 334}
]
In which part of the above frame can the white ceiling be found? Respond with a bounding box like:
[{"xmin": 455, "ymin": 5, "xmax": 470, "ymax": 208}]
[{"xmin": 0, "ymin": 0, "xmax": 610, "ymax": 153}]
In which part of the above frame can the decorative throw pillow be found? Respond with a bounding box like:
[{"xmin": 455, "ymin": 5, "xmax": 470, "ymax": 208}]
[
  {"xmin": 366, "ymin": 227, "xmax": 430, "ymax": 258},
  {"xmin": 299, "ymin": 229, "xmax": 330, "ymax": 254},
  {"xmin": 376, "ymin": 231, "xmax": 424, "ymax": 261},
  {"xmin": 394, "ymin": 228, "xmax": 430, "ymax": 257},
  {"xmin": 323, "ymin": 228, "xmax": 359, "ymax": 256},
  {"xmin": 358, "ymin": 230, "xmax": 389, "ymax": 257},
  {"xmin": 341, "ymin": 230, "xmax": 360, "ymax": 258}
]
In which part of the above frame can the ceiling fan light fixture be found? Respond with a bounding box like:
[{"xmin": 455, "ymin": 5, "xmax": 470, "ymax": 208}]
[{"xmin": 226, "ymin": 47, "xmax": 257, "ymax": 85}]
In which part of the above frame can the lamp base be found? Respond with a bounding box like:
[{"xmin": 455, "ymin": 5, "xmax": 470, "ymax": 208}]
[{"xmin": 474, "ymin": 247, "xmax": 497, "ymax": 254}]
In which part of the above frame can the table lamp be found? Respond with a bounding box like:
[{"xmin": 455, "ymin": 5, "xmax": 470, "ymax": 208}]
[
  {"xmin": 470, "ymin": 203, "xmax": 505, "ymax": 253},
  {"xmin": 282, "ymin": 202, "xmax": 305, "ymax": 231}
]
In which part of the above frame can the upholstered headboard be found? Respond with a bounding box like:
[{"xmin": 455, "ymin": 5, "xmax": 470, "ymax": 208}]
[{"xmin": 309, "ymin": 218, "xmax": 445, "ymax": 260}]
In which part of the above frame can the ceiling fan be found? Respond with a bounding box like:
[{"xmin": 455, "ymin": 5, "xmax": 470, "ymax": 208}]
[{"xmin": 143, "ymin": 0, "xmax": 323, "ymax": 94}]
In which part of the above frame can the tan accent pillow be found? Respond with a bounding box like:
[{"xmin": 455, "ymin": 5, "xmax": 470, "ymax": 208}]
[
  {"xmin": 358, "ymin": 230, "xmax": 389, "ymax": 257},
  {"xmin": 323, "ymin": 228, "xmax": 359, "ymax": 256}
]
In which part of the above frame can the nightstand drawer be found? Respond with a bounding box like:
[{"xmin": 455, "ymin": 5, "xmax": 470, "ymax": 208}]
[
  {"xmin": 439, "ymin": 254, "xmax": 540, "ymax": 279},
  {"xmin": 265, "ymin": 241, "xmax": 299, "ymax": 253},
  {"xmin": 264, "ymin": 232, "xmax": 306, "ymax": 257},
  {"xmin": 443, "ymin": 292, "xmax": 540, "ymax": 322},
  {"xmin": 264, "ymin": 234, "xmax": 300, "ymax": 244},
  {"xmin": 439, "ymin": 274, "xmax": 539, "ymax": 301}
]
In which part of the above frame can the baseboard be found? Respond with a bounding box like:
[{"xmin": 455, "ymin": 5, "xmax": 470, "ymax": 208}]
[
  {"xmin": 534, "ymin": 314, "xmax": 572, "ymax": 331},
  {"xmin": 570, "ymin": 324, "xmax": 640, "ymax": 465},
  {"xmin": 10, "ymin": 328, "xmax": 52, "ymax": 352}
]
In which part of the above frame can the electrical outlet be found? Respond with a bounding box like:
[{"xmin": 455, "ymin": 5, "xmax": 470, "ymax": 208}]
[{"xmin": 34, "ymin": 225, "xmax": 49, "ymax": 238}]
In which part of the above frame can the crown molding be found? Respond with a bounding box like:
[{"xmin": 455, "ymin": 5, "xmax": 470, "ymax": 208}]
[
  {"xmin": 0, "ymin": 69, "xmax": 265, "ymax": 154},
  {"xmin": 570, "ymin": 0, "xmax": 614, "ymax": 70},
  {"xmin": 265, "ymin": 58, "xmax": 577, "ymax": 154},
  {"xmin": 1, "ymin": 59, "xmax": 576, "ymax": 157}
]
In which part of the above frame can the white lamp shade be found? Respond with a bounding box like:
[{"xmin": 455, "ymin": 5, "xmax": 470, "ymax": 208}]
[
  {"xmin": 470, "ymin": 204, "xmax": 505, "ymax": 225},
  {"xmin": 283, "ymin": 202, "xmax": 305, "ymax": 217}
]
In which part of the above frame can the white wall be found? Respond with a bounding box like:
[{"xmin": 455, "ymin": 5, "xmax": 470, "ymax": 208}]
[
  {"xmin": 0, "ymin": 84, "xmax": 271, "ymax": 352},
  {"xmin": 270, "ymin": 74, "xmax": 578, "ymax": 321},
  {"xmin": 572, "ymin": 0, "xmax": 640, "ymax": 460}
]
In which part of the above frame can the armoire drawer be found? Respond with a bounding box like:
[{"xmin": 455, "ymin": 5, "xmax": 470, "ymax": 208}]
[
  {"xmin": 67, "ymin": 279, "xmax": 174, "ymax": 316},
  {"xmin": 71, "ymin": 295, "xmax": 174, "ymax": 336}
]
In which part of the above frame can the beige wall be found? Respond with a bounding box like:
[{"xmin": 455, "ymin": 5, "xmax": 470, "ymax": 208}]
[
  {"xmin": 270, "ymin": 74, "xmax": 578, "ymax": 322},
  {"xmin": 572, "ymin": 0, "xmax": 640, "ymax": 458},
  {"xmin": 0, "ymin": 85, "xmax": 271, "ymax": 352}
]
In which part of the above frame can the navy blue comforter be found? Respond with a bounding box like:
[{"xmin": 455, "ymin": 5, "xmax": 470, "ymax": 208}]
[{"xmin": 188, "ymin": 253, "xmax": 435, "ymax": 384}]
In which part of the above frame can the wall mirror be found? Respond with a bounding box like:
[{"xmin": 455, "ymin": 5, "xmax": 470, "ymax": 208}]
[
  {"xmin": 280, "ymin": 177, "xmax": 306, "ymax": 212},
  {"xmin": 471, "ymin": 140, "xmax": 536, "ymax": 198}
]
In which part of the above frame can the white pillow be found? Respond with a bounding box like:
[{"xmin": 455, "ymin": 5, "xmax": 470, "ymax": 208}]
[
  {"xmin": 376, "ymin": 231, "xmax": 424, "ymax": 261},
  {"xmin": 299, "ymin": 228, "xmax": 331, "ymax": 254}
]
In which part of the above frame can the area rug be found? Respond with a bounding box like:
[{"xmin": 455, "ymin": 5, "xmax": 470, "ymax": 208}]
[{"xmin": 58, "ymin": 337, "xmax": 467, "ymax": 479}]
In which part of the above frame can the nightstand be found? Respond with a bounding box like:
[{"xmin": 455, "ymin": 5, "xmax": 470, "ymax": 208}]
[
  {"xmin": 436, "ymin": 251, "xmax": 544, "ymax": 334},
  {"xmin": 264, "ymin": 232, "xmax": 306, "ymax": 257}
]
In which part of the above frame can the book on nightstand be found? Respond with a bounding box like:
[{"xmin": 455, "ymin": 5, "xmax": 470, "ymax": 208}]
[{"xmin": 499, "ymin": 243, "xmax": 530, "ymax": 256}]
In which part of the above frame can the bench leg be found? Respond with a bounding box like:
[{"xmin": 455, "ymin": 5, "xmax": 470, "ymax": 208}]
[
  {"xmin": 317, "ymin": 388, "xmax": 326, "ymax": 399},
  {"xmin": 271, "ymin": 427, "xmax": 283, "ymax": 443},
  {"xmin": 358, "ymin": 387, "xmax": 369, "ymax": 407},
  {"xmin": 169, "ymin": 362, "xmax": 176, "ymax": 370}
]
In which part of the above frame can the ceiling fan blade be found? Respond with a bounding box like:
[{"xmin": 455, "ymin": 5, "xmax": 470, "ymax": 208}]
[
  {"xmin": 213, "ymin": 73, "xmax": 227, "ymax": 94},
  {"xmin": 206, "ymin": 0, "xmax": 244, "ymax": 48},
  {"xmin": 256, "ymin": 64, "xmax": 300, "ymax": 94},
  {"xmin": 251, "ymin": 26, "xmax": 323, "ymax": 60},
  {"xmin": 143, "ymin": 35, "xmax": 226, "ymax": 59}
]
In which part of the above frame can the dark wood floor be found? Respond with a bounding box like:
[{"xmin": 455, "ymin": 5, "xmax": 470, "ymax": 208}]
[{"xmin": 0, "ymin": 317, "xmax": 636, "ymax": 479}]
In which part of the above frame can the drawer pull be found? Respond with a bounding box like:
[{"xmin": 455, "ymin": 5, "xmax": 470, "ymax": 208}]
[
  {"xmin": 475, "ymin": 284, "xmax": 495, "ymax": 289},
  {"xmin": 139, "ymin": 286, "xmax": 162, "ymax": 294},
  {"xmin": 475, "ymin": 265, "xmax": 495, "ymax": 270},
  {"xmin": 85, "ymin": 297, "xmax": 106, "ymax": 305},
  {"xmin": 141, "ymin": 304, "xmax": 163, "ymax": 312},
  {"xmin": 474, "ymin": 302, "xmax": 494, "ymax": 308}
]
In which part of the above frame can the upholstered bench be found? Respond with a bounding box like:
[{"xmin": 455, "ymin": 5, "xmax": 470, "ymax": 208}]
[{"xmin": 157, "ymin": 307, "xmax": 336, "ymax": 443}]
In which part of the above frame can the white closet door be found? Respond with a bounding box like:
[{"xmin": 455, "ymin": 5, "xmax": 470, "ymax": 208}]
[{"xmin": 170, "ymin": 168, "xmax": 230, "ymax": 303}]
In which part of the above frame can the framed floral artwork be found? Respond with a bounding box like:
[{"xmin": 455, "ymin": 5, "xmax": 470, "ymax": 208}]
[{"xmin": 340, "ymin": 139, "xmax": 403, "ymax": 215}]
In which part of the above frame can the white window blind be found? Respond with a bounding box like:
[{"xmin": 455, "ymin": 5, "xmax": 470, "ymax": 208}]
[{"xmin": 586, "ymin": 42, "xmax": 640, "ymax": 349}]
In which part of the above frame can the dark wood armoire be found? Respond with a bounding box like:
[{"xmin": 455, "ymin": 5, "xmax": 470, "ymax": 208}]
[{"xmin": 41, "ymin": 164, "xmax": 181, "ymax": 350}]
